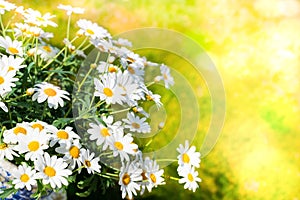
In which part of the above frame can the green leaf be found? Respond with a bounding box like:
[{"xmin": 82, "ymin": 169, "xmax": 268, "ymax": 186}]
[{"xmin": 0, "ymin": 187, "xmax": 18, "ymax": 199}]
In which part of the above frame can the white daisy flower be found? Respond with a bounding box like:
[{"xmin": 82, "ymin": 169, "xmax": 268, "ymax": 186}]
[
  {"xmin": 87, "ymin": 122, "xmax": 112, "ymax": 150},
  {"xmin": 3, "ymin": 122, "xmax": 31, "ymax": 144},
  {"xmin": 103, "ymin": 115, "xmax": 124, "ymax": 134},
  {"xmin": 12, "ymin": 164, "xmax": 37, "ymax": 191},
  {"xmin": 107, "ymin": 132, "xmax": 138, "ymax": 162},
  {"xmin": 154, "ymin": 64, "xmax": 174, "ymax": 89},
  {"xmin": 126, "ymin": 62, "xmax": 145, "ymax": 82},
  {"xmin": 29, "ymin": 120, "xmax": 55, "ymax": 133},
  {"xmin": 123, "ymin": 112, "xmax": 151, "ymax": 134},
  {"xmin": 55, "ymin": 139, "xmax": 82, "ymax": 169},
  {"xmin": 24, "ymin": 8, "xmax": 57, "ymax": 27},
  {"xmin": 57, "ymin": 4, "xmax": 84, "ymax": 16},
  {"xmin": 141, "ymin": 85, "xmax": 163, "ymax": 108},
  {"xmin": 96, "ymin": 61, "xmax": 119, "ymax": 74},
  {"xmin": 116, "ymin": 71, "xmax": 141, "ymax": 103},
  {"xmin": 37, "ymin": 44, "xmax": 59, "ymax": 61},
  {"xmin": 14, "ymin": 128, "xmax": 49, "ymax": 161},
  {"xmin": 131, "ymin": 106, "xmax": 149, "ymax": 118},
  {"xmin": 79, "ymin": 149, "xmax": 101, "ymax": 174},
  {"xmin": 49, "ymin": 126, "xmax": 80, "ymax": 147},
  {"xmin": 94, "ymin": 74, "xmax": 125, "ymax": 105},
  {"xmin": 119, "ymin": 161, "xmax": 142, "ymax": 199},
  {"xmin": 35, "ymin": 152, "xmax": 72, "ymax": 189},
  {"xmin": 77, "ymin": 19, "xmax": 111, "ymax": 39},
  {"xmin": 137, "ymin": 156, "xmax": 165, "ymax": 194},
  {"xmin": 0, "ymin": 0, "xmax": 16, "ymax": 14},
  {"xmin": 0, "ymin": 55, "xmax": 26, "ymax": 74},
  {"xmin": 113, "ymin": 38, "xmax": 132, "ymax": 47},
  {"xmin": 0, "ymin": 101, "xmax": 8, "ymax": 112},
  {"xmin": 15, "ymin": 6, "xmax": 26, "ymax": 16},
  {"xmin": 14, "ymin": 23, "xmax": 43, "ymax": 38},
  {"xmin": 178, "ymin": 166, "xmax": 201, "ymax": 192},
  {"xmin": 0, "ymin": 142, "xmax": 19, "ymax": 160},
  {"xmin": 0, "ymin": 36, "xmax": 23, "ymax": 56},
  {"xmin": 0, "ymin": 67, "xmax": 18, "ymax": 95},
  {"xmin": 32, "ymin": 82, "xmax": 70, "ymax": 109},
  {"xmin": 177, "ymin": 140, "xmax": 201, "ymax": 171},
  {"xmin": 90, "ymin": 39, "xmax": 118, "ymax": 54}
]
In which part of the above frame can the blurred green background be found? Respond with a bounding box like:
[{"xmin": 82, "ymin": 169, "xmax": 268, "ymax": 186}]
[{"xmin": 13, "ymin": 0, "xmax": 300, "ymax": 199}]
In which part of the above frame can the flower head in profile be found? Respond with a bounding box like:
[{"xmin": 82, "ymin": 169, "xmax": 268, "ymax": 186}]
[
  {"xmin": 119, "ymin": 161, "xmax": 142, "ymax": 199},
  {"xmin": 12, "ymin": 164, "xmax": 37, "ymax": 191},
  {"xmin": 24, "ymin": 8, "xmax": 57, "ymax": 27},
  {"xmin": 154, "ymin": 64, "xmax": 174, "ymax": 89},
  {"xmin": 35, "ymin": 152, "xmax": 72, "ymax": 189},
  {"xmin": 0, "ymin": 142, "xmax": 19, "ymax": 160},
  {"xmin": 58, "ymin": 4, "xmax": 84, "ymax": 16},
  {"xmin": 0, "ymin": 55, "xmax": 26, "ymax": 74},
  {"xmin": 0, "ymin": 67, "xmax": 18, "ymax": 95},
  {"xmin": 3, "ymin": 122, "xmax": 31, "ymax": 144},
  {"xmin": 32, "ymin": 82, "xmax": 70, "ymax": 109},
  {"xmin": 0, "ymin": 36, "xmax": 23, "ymax": 56},
  {"xmin": 77, "ymin": 19, "xmax": 111, "ymax": 39},
  {"xmin": 49, "ymin": 126, "xmax": 80, "ymax": 147}
]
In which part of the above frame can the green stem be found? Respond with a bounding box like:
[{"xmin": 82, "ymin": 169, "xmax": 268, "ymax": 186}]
[
  {"xmin": 110, "ymin": 108, "xmax": 130, "ymax": 115},
  {"xmin": 0, "ymin": 14, "xmax": 6, "ymax": 36},
  {"xmin": 6, "ymin": 94, "xmax": 27, "ymax": 102},
  {"xmin": 41, "ymin": 102, "xmax": 47, "ymax": 120}
]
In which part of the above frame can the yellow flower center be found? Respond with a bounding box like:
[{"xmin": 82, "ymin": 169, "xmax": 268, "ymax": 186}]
[
  {"xmin": 44, "ymin": 166, "xmax": 56, "ymax": 177},
  {"xmin": 86, "ymin": 29, "xmax": 94, "ymax": 35},
  {"xmin": 122, "ymin": 173, "xmax": 130, "ymax": 185},
  {"xmin": 0, "ymin": 4, "xmax": 5, "ymax": 9},
  {"xmin": 0, "ymin": 143, "xmax": 8, "ymax": 150},
  {"xmin": 114, "ymin": 142, "xmax": 123, "ymax": 150},
  {"xmin": 28, "ymin": 141, "xmax": 40, "ymax": 151},
  {"xmin": 131, "ymin": 122, "xmax": 140, "ymax": 129},
  {"xmin": 146, "ymin": 95, "xmax": 153, "ymax": 101},
  {"xmin": 13, "ymin": 127, "xmax": 27, "ymax": 135},
  {"xmin": 32, "ymin": 123, "xmax": 44, "ymax": 131},
  {"xmin": 163, "ymin": 73, "xmax": 168, "ymax": 80},
  {"xmin": 187, "ymin": 173, "xmax": 194, "ymax": 182},
  {"xmin": 44, "ymin": 88, "xmax": 57, "ymax": 97},
  {"xmin": 0, "ymin": 76, "xmax": 4, "ymax": 84},
  {"xmin": 108, "ymin": 66, "xmax": 117, "ymax": 73},
  {"xmin": 20, "ymin": 174, "xmax": 30, "ymax": 182},
  {"xmin": 57, "ymin": 130, "xmax": 69, "ymax": 139},
  {"xmin": 132, "ymin": 107, "xmax": 138, "ymax": 113},
  {"xmin": 100, "ymin": 127, "xmax": 110, "ymax": 137},
  {"xmin": 85, "ymin": 160, "xmax": 91, "ymax": 167},
  {"xmin": 8, "ymin": 47, "xmax": 19, "ymax": 54},
  {"xmin": 103, "ymin": 88, "xmax": 113, "ymax": 97},
  {"xmin": 127, "ymin": 66, "xmax": 135, "ymax": 74},
  {"xmin": 127, "ymin": 57, "xmax": 135, "ymax": 63},
  {"xmin": 182, "ymin": 153, "xmax": 190, "ymax": 164},
  {"xmin": 42, "ymin": 46, "xmax": 52, "ymax": 53},
  {"xmin": 8, "ymin": 66, "xmax": 14, "ymax": 71},
  {"xmin": 150, "ymin": 173, "xmax": 157, "ymax": 183},
  {"xmin": 141, "ymin": 171, "xmax": 147, "ymax": 180},
  {"xmin": 69, "ymin": 146, "xmax": 80, "ymax": 158}
]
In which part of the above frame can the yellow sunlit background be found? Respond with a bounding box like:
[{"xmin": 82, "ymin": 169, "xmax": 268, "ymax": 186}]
[{"xmin": 14, "ymin": 0, "xmax": 300, "ymax": 199}]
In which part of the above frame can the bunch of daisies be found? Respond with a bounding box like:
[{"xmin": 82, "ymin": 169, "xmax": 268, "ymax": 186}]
[{"xmin": 0, "ymin": 1, "xmax": 201, "ymax": 199}]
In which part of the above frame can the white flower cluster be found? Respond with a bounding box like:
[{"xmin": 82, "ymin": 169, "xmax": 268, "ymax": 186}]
[
  {"xmin": 1, "ymin": 121, "xmax": 101, "ymax": 191},
  {"xmin": 0, "ymin": 1, "xmax": 201, "ymax": 199}
]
